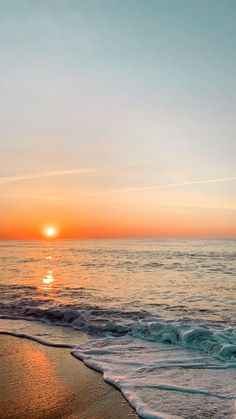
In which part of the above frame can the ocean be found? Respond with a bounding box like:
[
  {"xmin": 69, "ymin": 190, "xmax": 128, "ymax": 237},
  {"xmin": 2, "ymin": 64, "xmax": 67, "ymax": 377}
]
[{"xmin": 1, "ymin": 239, "xmax": 236, "ymax": 418}]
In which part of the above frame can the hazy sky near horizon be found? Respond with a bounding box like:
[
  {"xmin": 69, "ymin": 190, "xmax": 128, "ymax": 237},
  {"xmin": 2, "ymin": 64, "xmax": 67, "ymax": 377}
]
[{"xmin": 0, "ymin": 0, "xmax": 235, "ymax": 238}]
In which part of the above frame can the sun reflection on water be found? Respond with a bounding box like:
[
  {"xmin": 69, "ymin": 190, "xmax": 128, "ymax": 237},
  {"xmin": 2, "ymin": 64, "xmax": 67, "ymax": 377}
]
[{"xmin": 42, "ymin": 270, "xmax": 55, "ymax": 288}]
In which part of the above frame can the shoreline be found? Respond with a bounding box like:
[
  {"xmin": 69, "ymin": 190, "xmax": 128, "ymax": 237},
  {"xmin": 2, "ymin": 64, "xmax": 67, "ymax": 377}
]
[{"xmin": 0, "ymin": 334, "xmax": 138, "ymax": 419}]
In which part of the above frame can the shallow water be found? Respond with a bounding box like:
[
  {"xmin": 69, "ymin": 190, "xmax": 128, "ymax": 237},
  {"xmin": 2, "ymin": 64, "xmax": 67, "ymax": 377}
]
[{"xmin": 1, "ymin": 239, "xmax": 236, "ymax": 418}]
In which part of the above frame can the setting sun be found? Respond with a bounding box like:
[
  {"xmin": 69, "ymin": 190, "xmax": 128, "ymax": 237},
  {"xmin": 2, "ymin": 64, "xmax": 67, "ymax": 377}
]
[{"xmin": 43, "ymin": 226, "xmax": 58, "ymax": 238}]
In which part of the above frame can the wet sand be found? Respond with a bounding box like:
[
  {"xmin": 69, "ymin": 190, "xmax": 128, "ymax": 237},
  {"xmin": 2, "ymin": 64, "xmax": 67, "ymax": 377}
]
[{"xmin": 0, "ymin": 335, "xmax": 138, "ymax": 419}]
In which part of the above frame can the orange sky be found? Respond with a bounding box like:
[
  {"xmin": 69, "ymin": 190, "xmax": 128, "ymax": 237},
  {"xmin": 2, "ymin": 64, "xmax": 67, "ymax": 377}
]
[
  {"xmin": 1, "ymin": 2, "xmax": 235, "ymax": 239},
  {"xmin": 1, "ymin": 191, "xmax": 235, "ymax": 240}
]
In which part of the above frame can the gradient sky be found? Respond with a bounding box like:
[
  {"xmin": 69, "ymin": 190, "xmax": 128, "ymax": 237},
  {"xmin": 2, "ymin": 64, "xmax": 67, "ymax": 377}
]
[{"xmin": 0, "ymin": 0, "xmax": 235, "ymax": 239}]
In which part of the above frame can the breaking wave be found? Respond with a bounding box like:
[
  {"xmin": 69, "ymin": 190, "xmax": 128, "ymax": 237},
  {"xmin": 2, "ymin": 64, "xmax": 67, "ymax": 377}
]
[{"xmin": 1, "ymin": 300, "xmax": 236, "ymax": 362}]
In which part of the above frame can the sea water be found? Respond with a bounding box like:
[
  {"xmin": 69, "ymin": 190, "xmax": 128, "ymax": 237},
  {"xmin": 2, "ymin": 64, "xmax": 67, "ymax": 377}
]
[{"xmin": 1, "ymin": 239, "xmax": 235, "ymax": 418}]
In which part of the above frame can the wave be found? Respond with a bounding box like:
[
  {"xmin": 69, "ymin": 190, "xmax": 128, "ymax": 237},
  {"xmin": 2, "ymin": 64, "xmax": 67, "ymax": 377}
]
[{"xmin": 1, "ymin": 301, "xmax": 236, "ymax": 362}]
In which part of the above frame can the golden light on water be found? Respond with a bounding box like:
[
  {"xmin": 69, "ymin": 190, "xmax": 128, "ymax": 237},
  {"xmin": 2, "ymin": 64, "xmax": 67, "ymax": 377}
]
[{"xmin": 42, "ymin": 270, "xmax": 54, "ymax": 286}]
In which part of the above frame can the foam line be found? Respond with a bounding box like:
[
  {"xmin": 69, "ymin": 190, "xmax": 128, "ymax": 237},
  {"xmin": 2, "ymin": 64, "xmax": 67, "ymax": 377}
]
[
  {"xmin": 126, "ymin": 383, "xmax": 234, "ymax": 400},
  {"xmin": 0, "ymin": 330, "xmax": 76, "ymax": 349}
]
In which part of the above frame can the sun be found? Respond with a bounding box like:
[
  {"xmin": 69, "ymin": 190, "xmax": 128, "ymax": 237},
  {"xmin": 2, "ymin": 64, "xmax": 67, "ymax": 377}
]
[{"xmin": 43, "ymin": 226, "xmax": 58, "ymax": 239}]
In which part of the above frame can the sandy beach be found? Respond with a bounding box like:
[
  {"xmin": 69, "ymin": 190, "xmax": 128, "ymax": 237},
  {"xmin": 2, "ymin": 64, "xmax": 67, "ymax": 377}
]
[{"xmin": 0, "ymin": 335, "xmax": 138, "ymax": 419}]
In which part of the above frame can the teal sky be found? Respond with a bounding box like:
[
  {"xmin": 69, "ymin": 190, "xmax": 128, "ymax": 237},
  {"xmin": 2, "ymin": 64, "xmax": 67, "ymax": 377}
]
[{"xmin": 0, "ymin": 0, "xmax": 235, "ymax": 238}]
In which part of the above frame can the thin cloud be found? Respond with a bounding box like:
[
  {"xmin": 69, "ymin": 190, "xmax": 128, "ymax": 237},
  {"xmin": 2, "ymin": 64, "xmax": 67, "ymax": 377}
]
[
  {"xmin": 16, "ymin": 175, "xmax": 235, "ymax": 202},
  {"xmin": 0, "ymin": 168, "xmax": 96, "ymax": 185},
  {"xmin": 84, "ymin": 176, "xmax": 236, "ymax": 197}
]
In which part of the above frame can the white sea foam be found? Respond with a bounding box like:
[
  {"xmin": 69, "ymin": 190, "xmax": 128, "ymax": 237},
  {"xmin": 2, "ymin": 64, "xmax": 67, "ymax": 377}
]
[
  {"xmin": 1, "ymin": 329, "xmax": 235, "ymax": 418},
  {"xmin": 73, "ymin": 336, "xmax": 236, "ymax": 418}
]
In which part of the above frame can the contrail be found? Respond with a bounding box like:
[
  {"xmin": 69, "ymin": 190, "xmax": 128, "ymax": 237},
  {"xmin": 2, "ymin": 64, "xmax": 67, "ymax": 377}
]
[
  {"xmin": 25, "ymin": 175, "xmax": 236, "ymax": 202},
  {"xmin": 1, "ymin": 171, "xmax": 235, "ymax": 195},
  {"xmin": 0, "ymin": 168, "xmax": 96, "ymax": 185},
  {"xmin": 84, "ymin": 176, "xmax": 236, "ymax": 197}
]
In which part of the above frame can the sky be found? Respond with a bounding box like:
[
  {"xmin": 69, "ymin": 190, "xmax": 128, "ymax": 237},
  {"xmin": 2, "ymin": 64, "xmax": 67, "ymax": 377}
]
[{"xmin": 0, "ymin": 0, "xmax": 235, "ymax": 239}]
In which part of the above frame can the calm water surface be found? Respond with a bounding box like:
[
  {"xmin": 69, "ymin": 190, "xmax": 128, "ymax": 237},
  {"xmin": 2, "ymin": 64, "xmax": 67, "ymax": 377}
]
[{"xmin": 1, "ymin": 239, "xmax": 236, "ymax": 418}]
